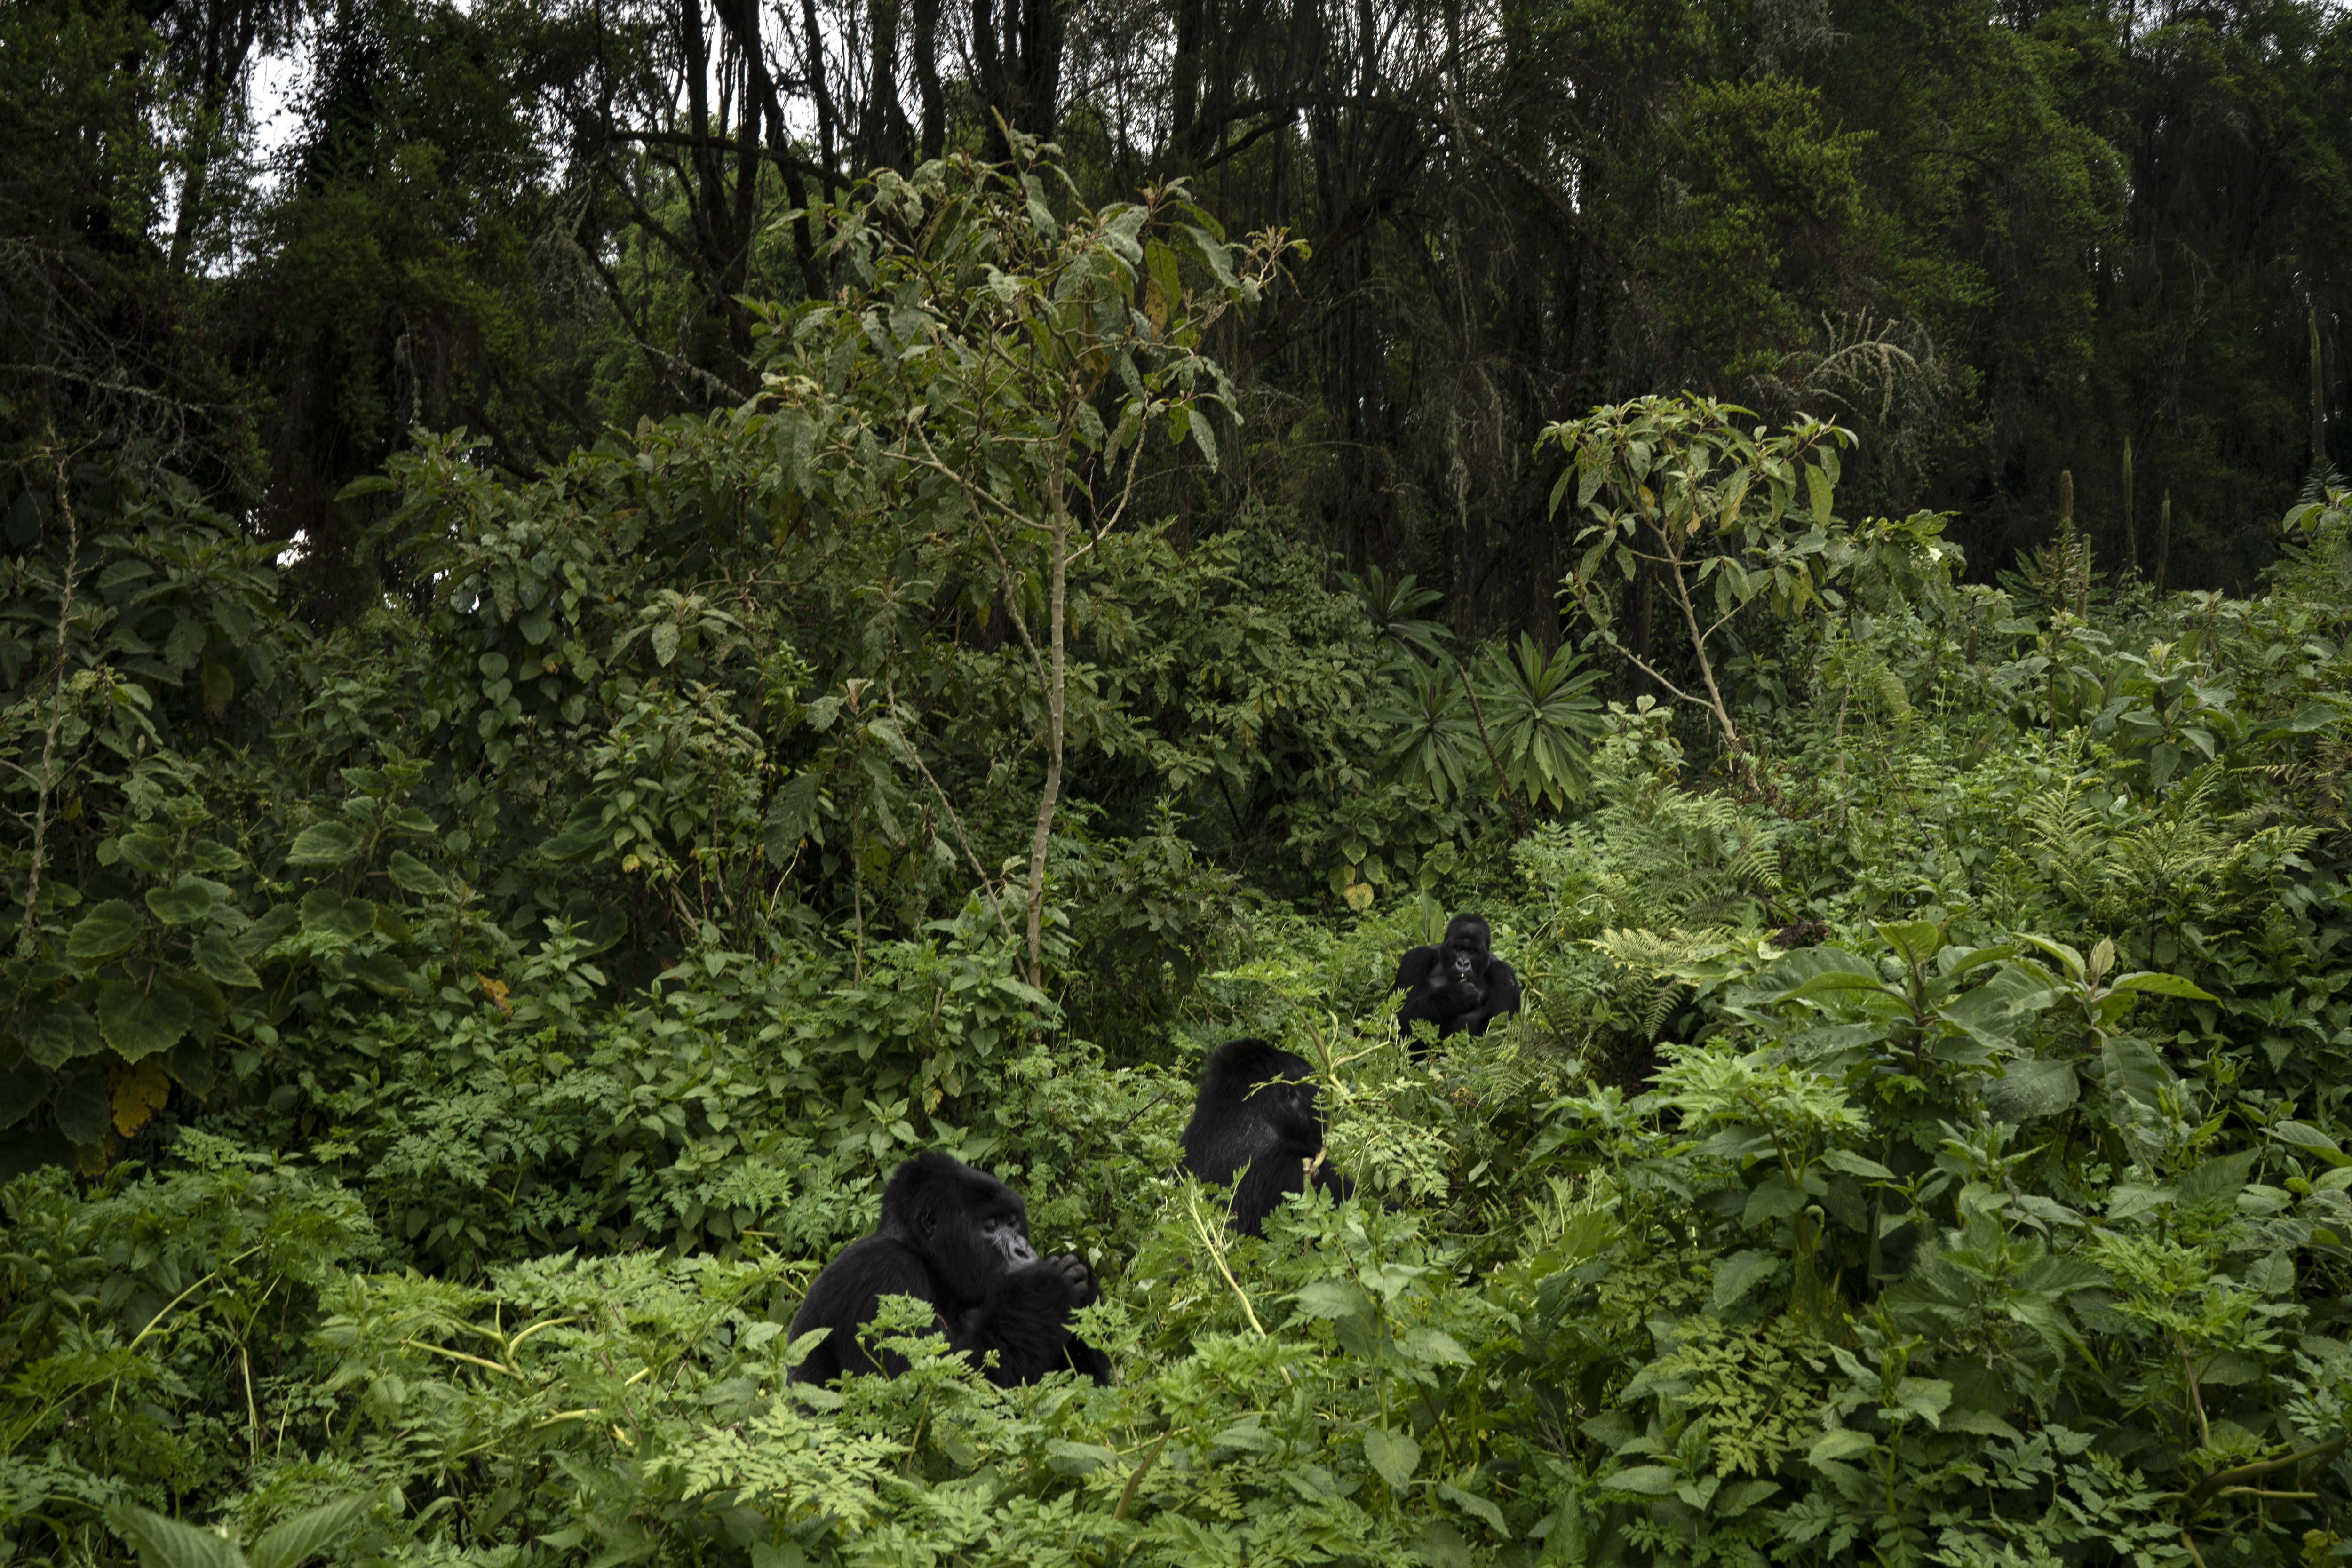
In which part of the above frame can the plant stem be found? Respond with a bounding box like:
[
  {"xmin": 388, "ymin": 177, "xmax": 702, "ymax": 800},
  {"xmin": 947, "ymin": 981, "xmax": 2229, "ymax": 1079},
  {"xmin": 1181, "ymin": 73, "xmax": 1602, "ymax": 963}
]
[
  {"xmin": 18, "ymin": 449, "xmax": 84, "ymax": 958},
  {"xmin": 1662, "ymin": 541, "xmax": 1748, "ymax": 779},
  {"xmin": 1456, "ymin": 664, "xmax": 1528, "ymax": 834},
  {"xmin": 1020, "ymin": 427, "xmax": 1073, "ymax": 988}
]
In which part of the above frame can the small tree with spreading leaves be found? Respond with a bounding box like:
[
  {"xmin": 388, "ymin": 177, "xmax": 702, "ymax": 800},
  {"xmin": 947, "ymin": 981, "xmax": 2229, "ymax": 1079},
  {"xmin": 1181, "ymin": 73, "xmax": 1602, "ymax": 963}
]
[
  {"xmin": 755, "ymin": 135, "xmax": 1293, "ymax": 985},
  {"xmin": 1541, "ymin": 396, "xmax": 1858, "ymax": 779}
]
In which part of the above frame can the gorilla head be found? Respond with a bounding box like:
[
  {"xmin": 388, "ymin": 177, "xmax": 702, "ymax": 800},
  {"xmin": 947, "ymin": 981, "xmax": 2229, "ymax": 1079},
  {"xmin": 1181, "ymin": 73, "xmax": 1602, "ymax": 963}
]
[{"xmin": 891, "ymin": 1153, "xmax": 1039, "ymax": 1279}]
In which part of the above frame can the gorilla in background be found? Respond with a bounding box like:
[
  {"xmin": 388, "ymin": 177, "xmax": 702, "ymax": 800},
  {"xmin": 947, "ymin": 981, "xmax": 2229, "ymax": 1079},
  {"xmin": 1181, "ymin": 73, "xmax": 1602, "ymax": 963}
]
[
  {"xmin": 1179, "ymin": 1037, "xmax": 1354, "ymax": 1236},
  {"xmin": 787, "ymin": 1150, "xmax": 1111, "ymax": 1387},
  {"xmin": 1393, "ymin": 913, "xmax": 1521, "ymax": 1049}
]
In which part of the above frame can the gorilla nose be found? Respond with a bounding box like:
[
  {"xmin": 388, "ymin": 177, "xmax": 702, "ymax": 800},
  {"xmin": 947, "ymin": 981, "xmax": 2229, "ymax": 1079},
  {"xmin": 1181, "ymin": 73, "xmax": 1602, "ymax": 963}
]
[{"xmin": 1001, "ymin": 1234, "xmax": 1038, "ymax": 1265}]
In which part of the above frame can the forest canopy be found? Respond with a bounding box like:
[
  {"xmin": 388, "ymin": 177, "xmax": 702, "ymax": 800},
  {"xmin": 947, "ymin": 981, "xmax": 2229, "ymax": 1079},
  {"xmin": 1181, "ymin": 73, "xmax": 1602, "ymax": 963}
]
[{"xmin": 5, "ymin": 0, "xmax": 2352, "ymax": 1565}]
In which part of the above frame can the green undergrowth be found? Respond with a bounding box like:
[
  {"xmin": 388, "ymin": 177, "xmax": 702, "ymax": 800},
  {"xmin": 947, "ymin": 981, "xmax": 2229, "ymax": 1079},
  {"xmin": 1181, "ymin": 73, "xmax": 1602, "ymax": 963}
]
[{"xmin": 7, "ymin": 168, "xmax": 2352, "ymax": 1567}]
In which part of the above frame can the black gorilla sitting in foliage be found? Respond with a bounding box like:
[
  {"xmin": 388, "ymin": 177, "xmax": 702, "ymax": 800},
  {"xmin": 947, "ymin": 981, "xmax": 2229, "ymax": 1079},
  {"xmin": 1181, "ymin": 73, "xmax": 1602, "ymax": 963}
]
[
  {"xmin": 787, "ymin": 1151, "xmax": 1111, "ymax": 1386},
  {"xmin": 1393, "ymin": 913, "xmax": 1520, "ymax": 1048},
  {"xmin": 1179, "ymin": 1038, "xmax": 1354, "ymax": 1236}
]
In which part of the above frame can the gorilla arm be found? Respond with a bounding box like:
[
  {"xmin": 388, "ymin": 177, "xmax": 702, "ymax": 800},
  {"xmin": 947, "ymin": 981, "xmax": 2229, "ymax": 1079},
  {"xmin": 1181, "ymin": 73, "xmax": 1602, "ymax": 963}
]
[
  {"xmin": 954, "ymin": 1253, "xmax": 1112, "ymax": 1385},
  {"xmin": 1459, "ymin": 955, "xmax": 1523, "ymax": 1036},
  {"xmin": 789, "ymin": 1237, "xmax": 1110, "ymax": 1386}
]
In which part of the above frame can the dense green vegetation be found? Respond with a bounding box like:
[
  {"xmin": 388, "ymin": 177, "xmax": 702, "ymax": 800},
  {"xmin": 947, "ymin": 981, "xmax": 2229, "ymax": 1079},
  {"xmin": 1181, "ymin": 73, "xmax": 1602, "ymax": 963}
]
[
  {"xmin": 8, "ymin": 0, "xmax": 2352, "ymax": 1559},
  {"xmin": 7, "ymin": 144, "xmax": 2352, "ymax": 1566}
]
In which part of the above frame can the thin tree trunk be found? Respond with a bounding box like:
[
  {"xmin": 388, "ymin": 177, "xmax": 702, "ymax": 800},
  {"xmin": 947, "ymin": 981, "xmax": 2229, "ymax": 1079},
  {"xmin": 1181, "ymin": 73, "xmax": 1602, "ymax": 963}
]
[
  {"xmin": 1663, "ymin": 542, "xmax": 1746, "ymax": 772},
  {"xmin": 1021, "ymin": 439, "xmax": 1072, "ymax": 986},
  {"xmin": 2122, "ymin": 435, "xmax": 2137, "ymax": 576},
  {"xmin": 18, "ymin": 455, "xmax": 83, "ymax": 957}
]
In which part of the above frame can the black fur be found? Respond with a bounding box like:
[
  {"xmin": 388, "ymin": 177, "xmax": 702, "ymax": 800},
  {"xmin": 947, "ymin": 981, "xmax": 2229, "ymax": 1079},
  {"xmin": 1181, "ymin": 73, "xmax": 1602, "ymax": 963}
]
[
  {"xmin": 1178, "ymin": 1038, "xmax": 1354, "ymax": 1236},
  {"xmin": 786, "ymin": 1151, "xmax": 1112, "ymax": 1387},
  {"xmin": 1393, "ymin": 913, "xmax": 1521, "ymax": 1048}
]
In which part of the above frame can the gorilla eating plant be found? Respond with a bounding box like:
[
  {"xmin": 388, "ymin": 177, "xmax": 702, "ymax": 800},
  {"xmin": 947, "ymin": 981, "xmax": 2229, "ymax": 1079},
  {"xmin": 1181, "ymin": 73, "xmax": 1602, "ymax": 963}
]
[{"xmin": 788, "ymin": 1151, "xmax": 1110, "ymax": 1386}]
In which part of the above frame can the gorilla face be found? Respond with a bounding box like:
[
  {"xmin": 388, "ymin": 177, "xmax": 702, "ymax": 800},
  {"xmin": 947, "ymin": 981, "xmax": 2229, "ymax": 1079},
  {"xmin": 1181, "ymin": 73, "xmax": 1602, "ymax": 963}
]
[
  {"xmin": 1426, "ymin": 939, "xmax": 1487, "ymax": 1006},
  {"xmin": 980, "ymin": 1211, "xmax": 1038, "ymax": 1267},
  {"xmin": 902, "ymin": 1161, "xmax": 1039, "ymax": 1287}
]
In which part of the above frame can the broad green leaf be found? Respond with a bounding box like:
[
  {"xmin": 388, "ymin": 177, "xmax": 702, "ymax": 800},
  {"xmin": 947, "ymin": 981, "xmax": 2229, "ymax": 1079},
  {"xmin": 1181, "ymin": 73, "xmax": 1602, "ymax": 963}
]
[
  {"xmin": 1820, "ymin": 1148, "xmax": 1896, "ymax": 1180},
  {"xmin": 1783, "ymin": 970, "xmax": 1895, "ymax": 1003},
  {"xmin": 1876, "ymin": 920, "xmax": 1941, "ymax": 966},
  {"xmin": 23, "ymin": 1003, "xmax": 102, "ymax": 1067},
  {"xmin": 1401, "ymin": 1327, "xmax": 1471, "ymax": 1366},
  {"xmin": 67, "ymin": 900, "xmax": 144, "ymax": 963},
  {"xmin": 1417, "ymin": 1521, "xmax": 1474, "ymax": 1568},
  {"xmin": 1755, "ymin": 947, "xmax": 1881, "ymax": 1000},
  {"xmin": 1363, "ymin": 1427, "xmax": 1421, "ymax": 1489},
  {"xmin": 2175, "ymin": 1149, "xmax": 2257, "ymax": 1209},
  {"xmin": 54, "ymin": 1068, "xmax": 111, "ymax": 1144},
  {"xmin": 1437, "ymin": 1483, "xmax": 1510, "ymax": 1538},
  {"xmin": 1983, "ymin": 1059, "xmax": 2080, "ymax": 1122},
  {"xmin": 1808, "ymin": 1429, "xmax": 1875, "ymax": 1465},
  {"xmin": 2106, "ymin": 1183, "xmax": 2173, "ymax": 1221},
  {"xmin": 384, "ymin": 850, "xmax": 445, "ymax": 896},
  {"xmin": 235, "ymin": 904, "xmax": 300, "ymax": 958},
  {"xmin": 1887, "ymin": 1377, "xmax": 1951, "ymax": 1427},
  {"xmin": 347, "ymin": 953, "xmax": 418, "ymax": 998},
  {"xmin": 1189, "ymin": 408, "xmax": 1219, "ymax": 470},
  {"xmin": 200, "ymin": 658, "xmax": 236, "ymax": 718},
  {"xmin": 650, "ymin": 620, "xmax": 681, "ymax": 666},
  {"xmin": 2017, "ymin": 1255, "xmax": 2107, "ymax": 1294},
  {"xmin": 2270, "ymin": 1121, "xmax": 2352, "ymax": 1168},
  {"xmin": 286, "ymin": 821, "xmax": 360, "ymax": 867},
  {"xmin": 109, "ymin": 1505, "xmax": 246, "ymax": 1568},
  {"xmin": 1743, "ymin": 1178, "xmax": 1808, "ymax": 1228},
  {"xmin": 2109, "ymin": 971, "xmax": 2218, "ymax": 1002},
  {"xmin": 97, "ymin": 980, "xmax": 195, "ymax": 1061},
  {"xmin": 1291, "ymin": 1280, "xmax": 1368, "ymax": 1321},
  {"xmin": 2016, "ymin": 934, "xmax": 2085, "ymax": 980},
  {"xmin": 145, "ymin": 882, "xmax": 215, "ymax": 925},
  {"xmin": 188, "ymin": 840, "xmax": 243, "ymax": 872},
  {"xmin": 0, "ymin": 1058, "xmax": 48, "ymax": 1130},
  {"xmin": 1603, "ymin": 1465, "xmax": 1679, "ymax": 1496},
  {"xmin": 193, "ymin": 927, "xmax": 262, "ymax": 989},
  {"xmin": 2097, "ymin": 1034, "xmax": 2174, "ymax": 1112},
  {"xmin": 1042, "ymin": 1441, "xmax": 1120, "ymax": 1478},
  {"xmin": 301, "ymin": 889, "xmax": 375, "ymax": 943}
]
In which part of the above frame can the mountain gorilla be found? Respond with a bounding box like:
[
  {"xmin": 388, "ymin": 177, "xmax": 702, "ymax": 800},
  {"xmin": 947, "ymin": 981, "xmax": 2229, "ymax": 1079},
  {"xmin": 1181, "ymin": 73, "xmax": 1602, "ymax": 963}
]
[
  {"xmin": 787, "ymin": 1151, "xmax": 1111, "ymax": 1387},
  {"xmin": 1394, "ymin": 913, "xmax": 1520, "ymax": 1050},
  {"xmin": 1179, "ymin": 1038, "xmax": 1354, "ymax": 1236}
]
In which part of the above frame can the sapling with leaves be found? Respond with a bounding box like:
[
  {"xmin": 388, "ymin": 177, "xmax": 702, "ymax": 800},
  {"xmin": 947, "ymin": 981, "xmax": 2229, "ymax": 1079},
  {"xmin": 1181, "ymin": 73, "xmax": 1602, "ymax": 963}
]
[
  {"xmin": 1540, "ymin": 396, "xmax": 1953, "ymax": 784},
  {"xmin": 754, "ymin": 136, "xmax": 1295, "ymax": 986}
]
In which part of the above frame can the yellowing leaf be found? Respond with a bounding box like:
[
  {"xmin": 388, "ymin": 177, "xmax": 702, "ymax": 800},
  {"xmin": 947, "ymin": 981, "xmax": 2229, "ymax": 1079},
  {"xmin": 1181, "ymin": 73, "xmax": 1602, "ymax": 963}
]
[
  {"xmin": 109, "ymin": 1056, "xmax": 171, "ymax": 1136},
  {"xmin": 477, "ymin": 973, "xmax": 513, "ymax": 1017}
]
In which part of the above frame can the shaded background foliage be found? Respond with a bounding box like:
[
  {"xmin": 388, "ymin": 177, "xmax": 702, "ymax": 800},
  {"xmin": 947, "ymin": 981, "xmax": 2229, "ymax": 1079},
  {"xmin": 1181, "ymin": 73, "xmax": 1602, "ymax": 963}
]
[{"xmin": 4, "ymin": 0, "xmax": 2348, "ymax": 612}]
